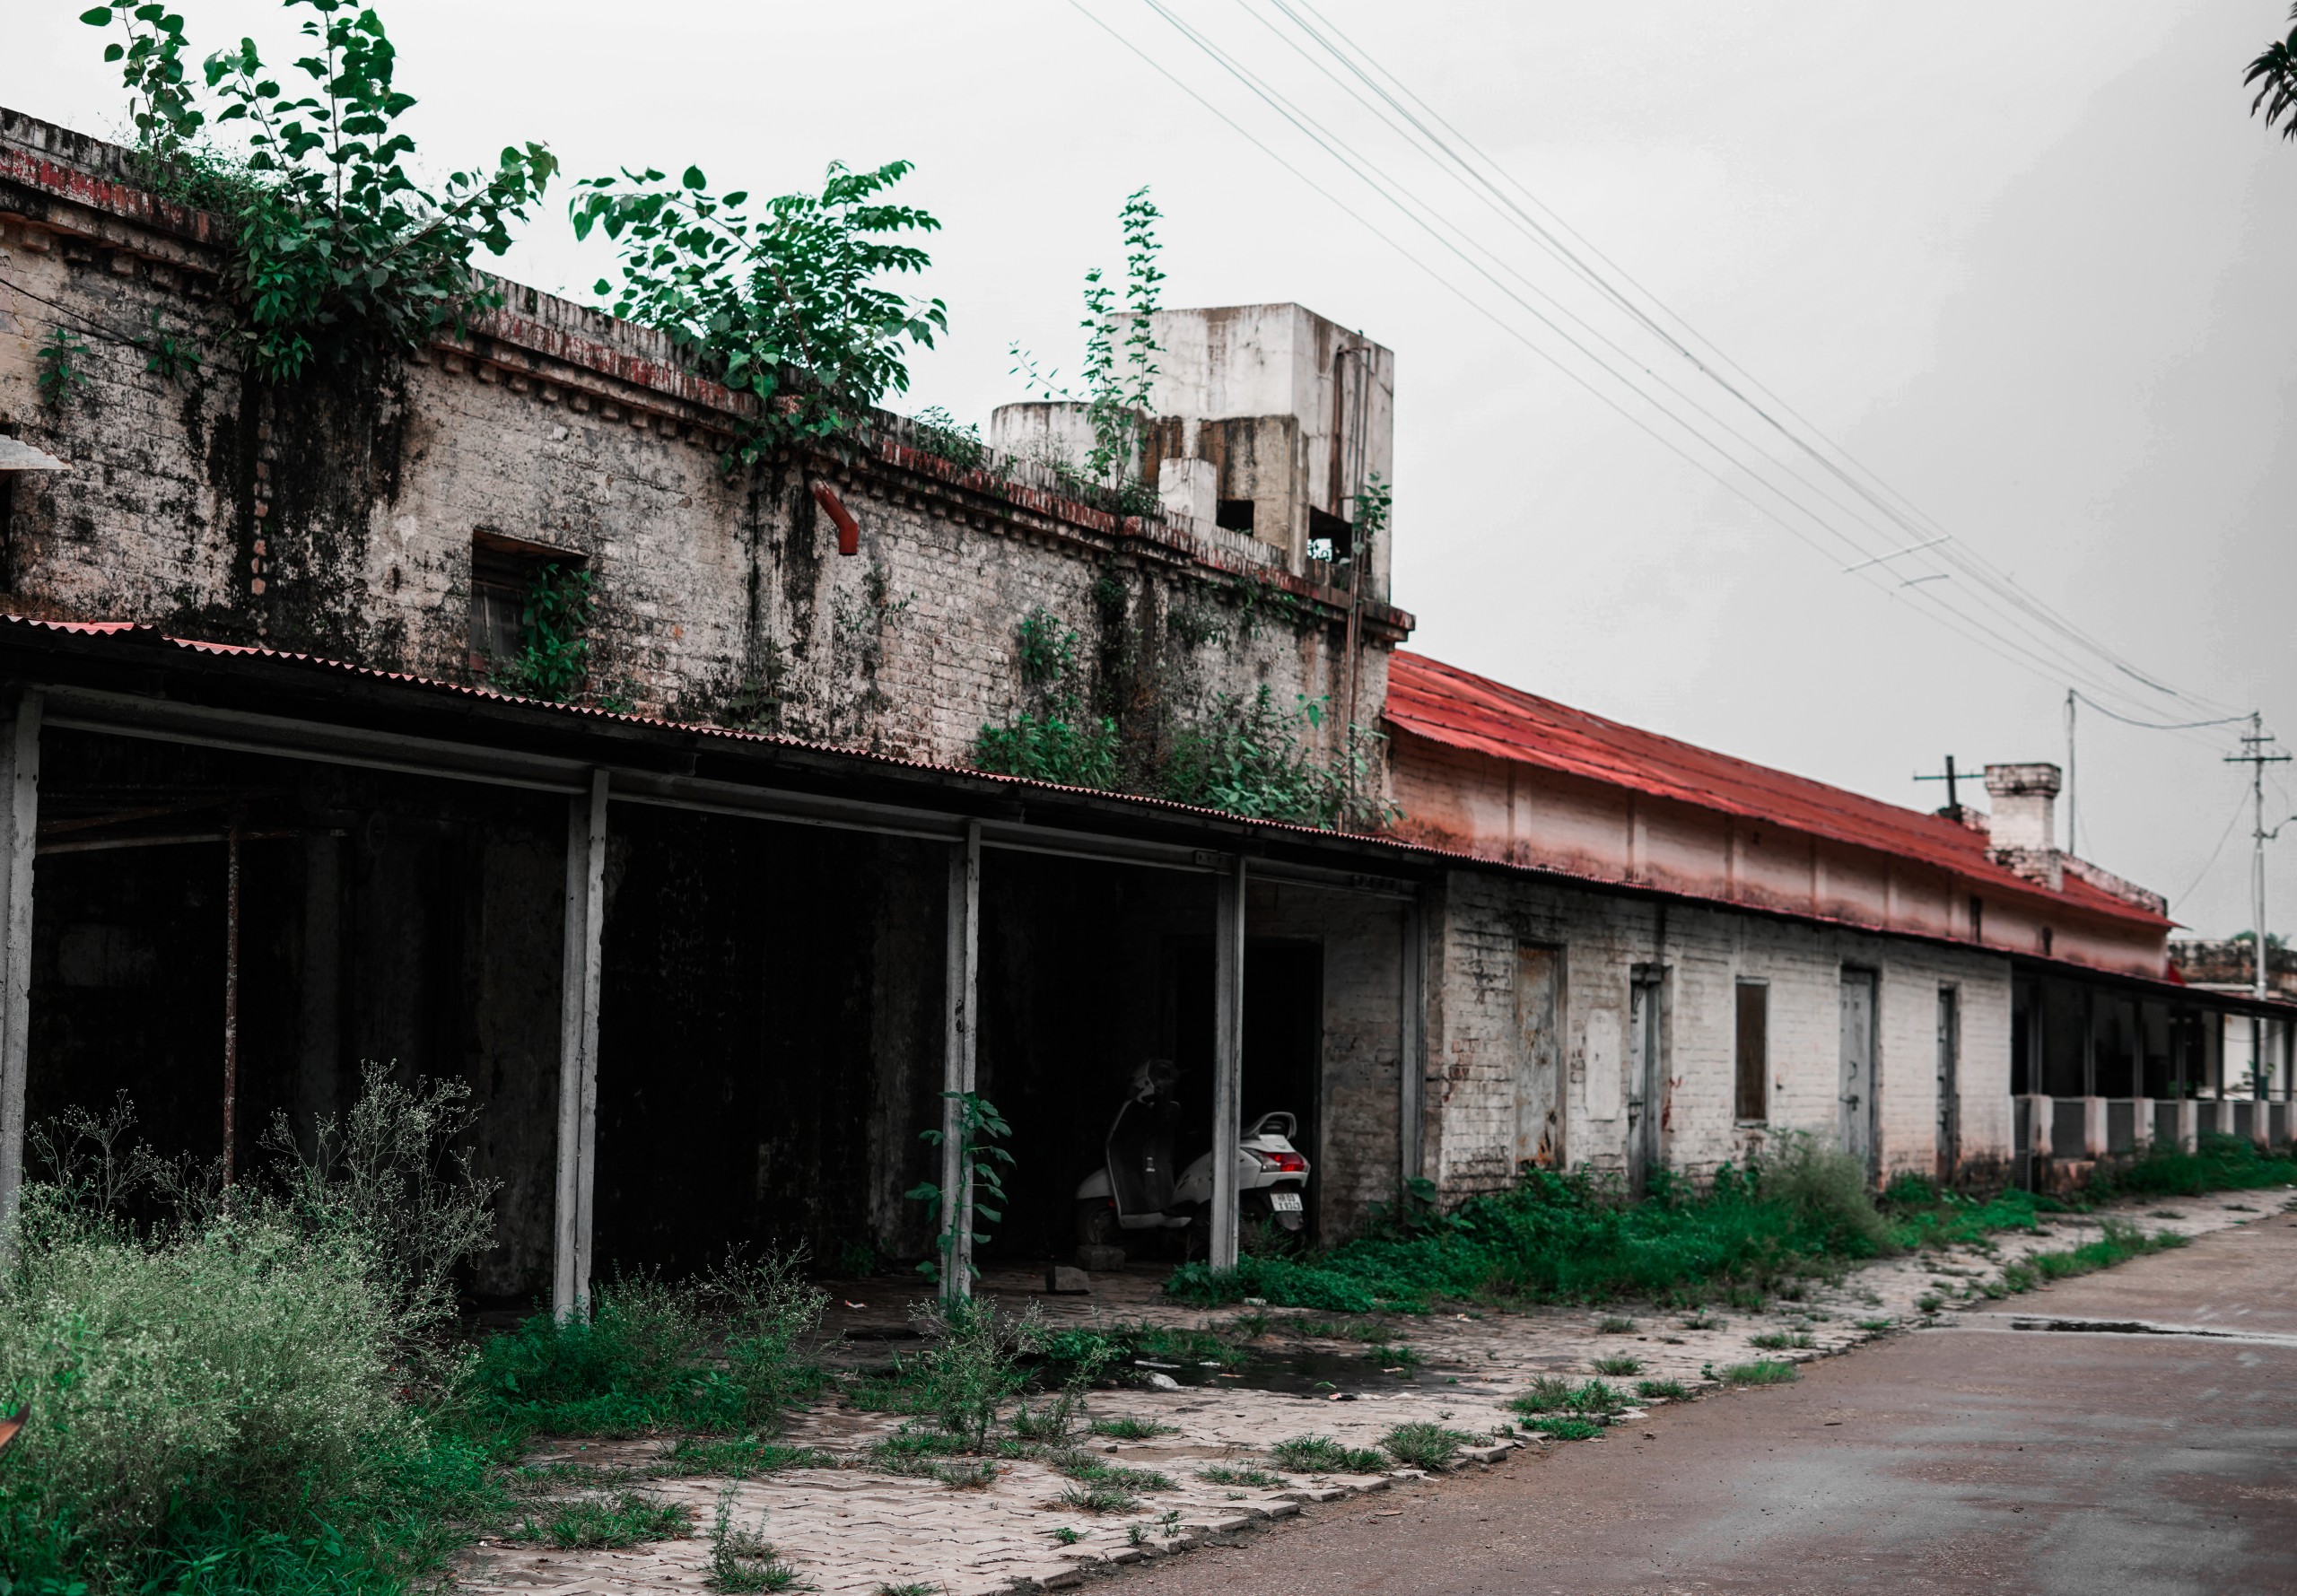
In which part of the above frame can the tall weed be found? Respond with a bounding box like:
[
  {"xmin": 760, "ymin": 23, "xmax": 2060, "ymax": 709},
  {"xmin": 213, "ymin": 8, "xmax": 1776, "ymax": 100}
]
[{"xmin": 1167, "ymin": 1147, "xmax": 1897, "ymax": 1312}]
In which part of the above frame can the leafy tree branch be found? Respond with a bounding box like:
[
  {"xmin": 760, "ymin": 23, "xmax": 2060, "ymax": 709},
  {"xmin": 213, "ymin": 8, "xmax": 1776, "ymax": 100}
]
[
  {"xmin": 79, "ymin": 0, "xmax": 556, "ymax": 383},
  {"xmin": 570, "ymin": 161, "xmax": 947, "ymax": 467}
]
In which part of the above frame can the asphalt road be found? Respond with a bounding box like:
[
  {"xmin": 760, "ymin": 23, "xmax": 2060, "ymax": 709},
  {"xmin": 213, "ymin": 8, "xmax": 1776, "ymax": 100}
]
[{"xmin": 1122, "ymin": 1206, "xmax": 2297, "ymax": 1596}]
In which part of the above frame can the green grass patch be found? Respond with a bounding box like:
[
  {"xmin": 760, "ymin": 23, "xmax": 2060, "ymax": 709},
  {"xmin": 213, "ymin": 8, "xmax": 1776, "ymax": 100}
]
[
  {"xmin": 657, "ymin": 1437, "xmax": 835, "ymax": 1477},
  {"xmin": 1198, "ymin": 1463, "xmax": 1288, "ymax": 1488},
  {"xmin": 509, "ymin": 1491, "xmax": 693, "ymax": 1548},
  {"xmin": 1088, "ymin": 1415, "xmax": 1171, "ymax": 1441},
  {"xmin": 1269, "ymin": 1435, "xmax": 1389, "ymax": 1474},
  {"xmin": 1531, "ymin": 1417, "xmax": 1606, "ymax": 1441},
  {"xmin": 1166, "ymin": 1138, "xmax": 1899, "ymax": 1312},
  {"xmin": 1382, "ymin": 1422, "xmax": 1476, "ymax": 1471},
  {"xmin": 1060, "ymin": 1481, "xmax": 1140, "ymax": 1513},
  {"xmin": 1592, "ymin": 1353, "xmax": 1644, "ymax": 1375},
  {"xmin": 1365, "ymin": 1343, "xmax": 1424, "ymax": 1368},
  {"xmin": 1747, "ymin": 1331, "xmax": 1814, "ymax": 1351},
  {"xmin": 2089, "ymin": 1133, "xmax": 2297, "ymax": 1199},
  {"xmin": 1718, "ymin": 1360, "xmax": 1798, "ymax": 1385},
  {"xmin": 1635, "ymin": 1378, "xmax": 1690, "ymax": 1400},
  {"xmin": 1596, "ymin": 1315, "xmax": 1636, "ymax": 1333},
  {"xmin": 1508, "ymin": 1376, "xmax": 1625, "ymax": 1417}
]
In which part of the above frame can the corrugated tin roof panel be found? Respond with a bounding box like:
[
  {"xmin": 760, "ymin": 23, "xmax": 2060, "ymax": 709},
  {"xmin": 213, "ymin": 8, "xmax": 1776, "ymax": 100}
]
[{"xmin": 1385, "ymin": 650, "xmax": 2168, "ymax": 929}]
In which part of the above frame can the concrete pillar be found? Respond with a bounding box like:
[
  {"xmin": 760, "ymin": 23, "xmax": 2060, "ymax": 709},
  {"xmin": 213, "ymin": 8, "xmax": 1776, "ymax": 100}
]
[
  {"xmin": 1399, "ymin": 892, "xmax": 1425, "ymax": 1187},
  {"xmin": 294, "ymin": 831, "xmax": 343, "ymax": 1145},
  {"xmin": 2131, "ymin": 1095, "xmax": 2153, "ymax": 1153},
  {"xmin": 0, "ymin": 691, "xmax": 40, "ymax": 1249},
  {"xmin": 939, "ymin": 821, "xmax": 980, "ymax": 1302},
  {"xmin": 1210, "ymin": 854, "xmax": 1245, "ymax": 1272},
  {"xmin": 2174, "ymin": 1097, "xmax": 2197, "ymax": 1152},
  {"xmin": 2083, "ymin": 1095, "xmax": 2109, "ymax": 1161},
  {"xmin": 552, "ymin": 770, "xmax": 608, "ymax": 1321},
  {"xmin": 2022, "ymin": 1094, "xmax": 2051, "ymax": 1163}
]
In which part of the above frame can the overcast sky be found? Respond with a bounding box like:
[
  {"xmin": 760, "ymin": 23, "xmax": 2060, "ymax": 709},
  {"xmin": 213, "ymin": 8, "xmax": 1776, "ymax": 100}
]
[{"xmin": 9, "ymin": 2, "xmax": 2293, "ymax": 938}]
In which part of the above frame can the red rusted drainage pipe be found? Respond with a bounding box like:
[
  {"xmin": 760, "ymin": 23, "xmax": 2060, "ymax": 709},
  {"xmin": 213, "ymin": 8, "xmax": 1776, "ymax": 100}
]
[{"xmin": 810, "ymin": 481, "xmax": 860, "ymax": 556}]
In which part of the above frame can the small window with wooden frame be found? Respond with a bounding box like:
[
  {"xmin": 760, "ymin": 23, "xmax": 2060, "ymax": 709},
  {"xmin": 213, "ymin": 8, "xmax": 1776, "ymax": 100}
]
[
  {"xmin": 469, "ymin": 531, "xmax": 584, "ymax": 669},
  {"xmin": 1734, "ymin": 980, "xmax": 1769, "ymax": 1123}
]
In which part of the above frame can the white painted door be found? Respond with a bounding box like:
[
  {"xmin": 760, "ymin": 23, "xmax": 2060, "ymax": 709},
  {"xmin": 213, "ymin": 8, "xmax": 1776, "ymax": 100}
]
[
  {"xmin": 1839, "ymin": 969, "xmax": 1878, "ymax": 1173},
  {"xmin": 1515, "ymin": 946, "xmax": 1561, "ymax": 1172}
]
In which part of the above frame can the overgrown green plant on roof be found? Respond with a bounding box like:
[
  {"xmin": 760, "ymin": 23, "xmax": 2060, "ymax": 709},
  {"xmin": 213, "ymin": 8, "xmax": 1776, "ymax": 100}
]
[
  {"xmin": 1157, "ymin": 685, "xmax": 1391, "ymax": 829},
  {"xmin": 81, "ymin": 0, "xmax": 558, "ymax": 383},
  {"xmin": 973, "ymin": 608, "xmax": 1120, "ymax": 790},
  {"xmin": 1010, "ymin": 187, "xmax": 1165, "ymax": 499},
  {"xmin": 571, "ymin": 157, "xmax": 946, "ymax": 467}
]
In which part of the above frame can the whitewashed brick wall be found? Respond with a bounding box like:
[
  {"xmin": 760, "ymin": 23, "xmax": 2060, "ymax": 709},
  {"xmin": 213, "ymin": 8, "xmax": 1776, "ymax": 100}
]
[{"xmin": 1427, "ymin": 868, "xmax": 2014, "ymax": 1198}]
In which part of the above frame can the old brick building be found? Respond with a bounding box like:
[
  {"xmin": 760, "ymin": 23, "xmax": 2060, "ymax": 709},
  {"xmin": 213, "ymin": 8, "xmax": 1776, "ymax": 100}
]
[{"xmin": 0, "ymin": 107, "xmax": 2286, "ymax": 1314}]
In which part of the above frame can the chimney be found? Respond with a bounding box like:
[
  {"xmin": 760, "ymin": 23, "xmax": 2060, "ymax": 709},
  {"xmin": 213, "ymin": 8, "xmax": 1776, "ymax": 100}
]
[{"xmin": 1983, "ymin": 763, "xmax": 2062, "ymax": 889}]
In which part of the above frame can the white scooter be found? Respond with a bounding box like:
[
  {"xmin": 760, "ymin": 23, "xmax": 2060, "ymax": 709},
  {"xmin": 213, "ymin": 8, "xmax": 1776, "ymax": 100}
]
[{"xmin": 1074, "ymin": 1060, "xmax": 1310, "ymax": 1253}]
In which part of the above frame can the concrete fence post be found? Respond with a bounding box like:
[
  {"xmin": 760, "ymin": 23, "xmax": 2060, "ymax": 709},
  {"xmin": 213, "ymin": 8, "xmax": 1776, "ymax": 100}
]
[
  {"xmin": 1400, "ymin": 892, "xmax": 1425, "ymax": 1189},
  {"xmin": 939, "ymin": 821, "xmax": 981, "ymax": 1303},
  {"xmin": 1210, "ymin": 854, "xmax": 1246, "ymax": 1272},
  {"xmin": 552, "ymin": 769, "xmax": 608, "ymax": 1322},
  {"xmin": 0, "ymin": 692, "xmax": 41, "ymax": 1255}
]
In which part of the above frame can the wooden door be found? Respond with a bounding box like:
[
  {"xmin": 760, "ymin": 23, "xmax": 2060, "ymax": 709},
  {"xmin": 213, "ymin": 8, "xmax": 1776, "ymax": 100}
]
[
  {"xmin": 1839, "ymin": 968, "xmax": 1878, "ymax": 1173},
  {"xmin": 1515, "ymin": 946, "xmax": 1561, "ymax": 1172}
]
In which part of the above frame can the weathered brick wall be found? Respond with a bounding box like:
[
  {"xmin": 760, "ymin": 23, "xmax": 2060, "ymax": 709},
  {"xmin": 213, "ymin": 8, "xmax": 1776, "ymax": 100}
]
[
  {"xmin": 0, "ymin": 109, "xmax": 1405, "ymax": 781},
  {"xmin": 1426, "ymin": 868, "xmax": 2013, "ymax": 1198}
]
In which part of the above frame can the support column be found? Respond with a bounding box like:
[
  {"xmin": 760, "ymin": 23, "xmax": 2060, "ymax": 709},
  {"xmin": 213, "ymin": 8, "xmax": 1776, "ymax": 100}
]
[
  {"xmin": 552, "ymin": 770, "xmax": 608, "ymax": 1321},
  {"xmin": 2174, "ymin": 1096, "xmax": 2197, "ymax": 1153},
  {"xmin": 1210, "ymin": 854, "xmax": 1246, "ymax": 1272},
  {"xmin": 1399, "ymin": 892, "xmax": 1425, "ymax": 1187},
  {"xmin": 939, "ymin": 820, "xmax": 981, "ymax": 1302},
  {"xmin": 0, "ymin": 692, "xmax": 39, "ymax": 1249}
]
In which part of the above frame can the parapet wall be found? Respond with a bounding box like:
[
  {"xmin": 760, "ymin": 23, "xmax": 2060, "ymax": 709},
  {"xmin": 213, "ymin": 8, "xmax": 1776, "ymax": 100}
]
[{"xmin": 0, "ymin": 109, "xmax": 1411, "ymax": 776}]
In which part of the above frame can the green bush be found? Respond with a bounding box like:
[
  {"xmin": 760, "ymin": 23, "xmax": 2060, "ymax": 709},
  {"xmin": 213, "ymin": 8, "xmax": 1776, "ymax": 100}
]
[
  {"xmin": 2092, "ymin": 1133, "xmax": 2297, "ymax": 1199},
  {"xmin": 467, "ymin": 1255, "xmax": 825, "ymax": 1441},
  {"xmin": 0, "ymin": 1208, "xmax": 412, "ymax": 1579}
]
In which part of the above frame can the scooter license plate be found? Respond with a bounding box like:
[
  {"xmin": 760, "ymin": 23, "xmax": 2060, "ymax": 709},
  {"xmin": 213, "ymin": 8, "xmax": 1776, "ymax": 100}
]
[{"xmin": 1268, "ymin": 1191, "xmax": 1303, "ymax": 1213}]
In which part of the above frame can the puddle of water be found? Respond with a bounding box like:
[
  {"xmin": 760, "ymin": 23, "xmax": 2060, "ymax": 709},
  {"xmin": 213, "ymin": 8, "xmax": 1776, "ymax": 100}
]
[{"xmin": 1156, "ymin": 1347, "xmax": 1456, "ymax": 1396}]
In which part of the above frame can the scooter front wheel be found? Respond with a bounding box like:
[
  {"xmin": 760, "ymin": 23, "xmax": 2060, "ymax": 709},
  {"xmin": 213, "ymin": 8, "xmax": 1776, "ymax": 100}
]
[{"xmin": 1074, "ymin": 1199, "xmax": 1121, "ymax": 1248}]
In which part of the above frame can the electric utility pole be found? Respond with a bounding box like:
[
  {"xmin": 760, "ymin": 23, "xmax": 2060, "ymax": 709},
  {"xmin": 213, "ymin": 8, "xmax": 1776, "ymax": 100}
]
[
  {"xmin": 1912, "ymin": 755, "xmax": 1971, "ymax": 816},
  {"xmin": 2227, "ymin": 715, "xmax": 2289, "ymax": 1097}
]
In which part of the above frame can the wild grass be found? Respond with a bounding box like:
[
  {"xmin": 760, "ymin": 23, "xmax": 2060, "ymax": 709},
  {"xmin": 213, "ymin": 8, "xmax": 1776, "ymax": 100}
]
[
  {"xmin": 0, "ymin": 1073, "xmax": 832, "ymax": 1596},
  {"xmin": 1747, "ymin": 1331, "xmax": 1815, "ymax": 1351},
  {"xmin": 1717, "ymin": 1360, "xmax": 1798, "ymax": 1385},
  {"xmin": 1508, "ymin": 1376, "xmax": 1625, "ymax": 1419},
  {"xmin": 1591, "ymin": 1353, "xmax": 1643, "ymax": 1375},
  {"xmin": 2089, "ymin": 1133, "xmax": 2297, "ymax": 1199},
  {"xmin": 1635, "ymin": 1379, "xmax": 1690, "ymax": 1400},
  {"xmin": 1059, "ymin": 1481, "xmax": 1140, "ymax": 1513},
  {"xmin": 1198, "ymin": 1462, "xmax": 1288, "ymax": 1488},
  {"xmin": 1269, "ymin": 1435, "xmax": 1388, "ymax": 1474},
  {"xmin": 508, "ymin": 1492, "xmax": 693, "ymax": 1548},
  {"xmin": 1529, "ymin": 1417, "xmax": 1605, "ymax": 1440},
  {"xmin": 1165, "ymin": 1136, "xmax": 1896, "ymax": 1312},
  {"xmin": 1595, "ymin": 1315, "xmax": 1636, "ymax": 1333},
  {"xmin": 1382, "ymin": 1422, "xmax": 1477, "ymax": 1470},
  {"xmin": 705, "ymin": 1486, "xmax": 804, "ymax": 1592},
  {"xmin": 1087, "ymin": 1416, "xmax": 1170, "ymax": 1440}
]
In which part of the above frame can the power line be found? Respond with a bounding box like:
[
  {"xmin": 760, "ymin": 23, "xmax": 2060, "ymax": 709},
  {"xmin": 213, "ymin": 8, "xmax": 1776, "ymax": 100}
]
[
  {"xmin": 1206, "ymin": 0, "xmax": 2249, "ymax": 726},
  {"xmin": 2171, "ymin": 785, "xmax": 2252, "ymax": 911},
  {"xmin": 1088, "ymin": 1, "xmax": 2240, "ymax": 737}
]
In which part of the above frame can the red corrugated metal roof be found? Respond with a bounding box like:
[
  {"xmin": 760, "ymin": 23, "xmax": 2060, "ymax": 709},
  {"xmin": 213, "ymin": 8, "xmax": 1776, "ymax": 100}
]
[{"xmin": 1384, "ymin": 650, "xmax": 2169, "ymax": 929}]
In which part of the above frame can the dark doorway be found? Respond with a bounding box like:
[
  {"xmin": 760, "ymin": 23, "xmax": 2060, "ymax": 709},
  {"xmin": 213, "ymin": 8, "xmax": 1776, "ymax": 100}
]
[{"xmin": 1167, "ymin": 938, "xmax": 1324, "ymax": 1242}]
